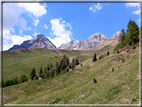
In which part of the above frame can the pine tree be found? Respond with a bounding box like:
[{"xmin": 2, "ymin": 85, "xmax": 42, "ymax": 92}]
[
  {"xmin": 119, "ymin": 29, "xmax": 125, "ymax": 43},
  {"xmin": 93, "ymin": 53, "xmax": 97, "ymax": 62},
  {"xmin": 30, "ymin": 67, "xmax": 36, "ymax": 80},
  {"xmin": 39, "ymin": 66, "xmax": 43, "ymax": 76},
  {"xmin": 46, "ymin": 70, "xmax": 49, "ymax": 78},
  {"xmin": 47, "ymin": 64, "xmax": 50, "ymax": 70},
  {"xmin": 107, "ymin": 51, "xmax": 109, "ymax": 56}
]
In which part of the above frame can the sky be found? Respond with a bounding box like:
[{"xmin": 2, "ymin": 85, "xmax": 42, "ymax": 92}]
[{"xmin": 2, "ymin": 0, "xmax": 140, "ymax": 51}]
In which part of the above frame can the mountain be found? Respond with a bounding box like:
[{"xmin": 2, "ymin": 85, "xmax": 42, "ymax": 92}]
[
  {"xmin": 110, "ymin": 31, "xmax": 121, "ymax": 39},
  {"xmin": 58, "ymin": 32, "xmax": 108, "ymax": 50},
  {"xmin": 58, "ymin": 39, "xmax": 79, "ymax": 50},
  {"xmin": 9, "ymin": 34, "xmax": 56, "ymax": 50},
  {"xmin": 93, "ymin": 31, "xmax": 121, "ymax": 50}
]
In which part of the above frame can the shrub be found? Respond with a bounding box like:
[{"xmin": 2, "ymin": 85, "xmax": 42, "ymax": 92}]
[
  {"xmin": 81, "ymin": 64, "xmax": 83, "ymax": 67},
  {"xmin": 107, "ymin": 51, "xmax": 109, "ymax": 56},
  {"xmin": 93, "ymin": 78, "xmax": 97, "ymax": 83},
  {"xmin": 20, "ymin": 75, "xmax": 28, "ymax": 83},
  {"xmin": 33, "ymin": 76, "xmax": 38, "ymax": 80},
  {"xmin": 112, "ymin": 67, "xmax": 114, "ymax": 72}
]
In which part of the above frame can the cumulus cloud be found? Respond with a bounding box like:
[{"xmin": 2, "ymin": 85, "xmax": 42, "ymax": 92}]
[
  {"xmin": 33, "ymin": 19, "xmax": 39, "ymax": 26},
  {"xmin": 48, "ymin": 18, "xmax": 72, "ymax": 47},
  {"xmin": 89, "ymin": 3, "xmax": 102, "ymax": 12},
  {"xmin": 44, "ymin": 24, "xmax": 48, "ymax": 29},
  {"xmin": 18, "ymin": 3, "xmax": 47, "ymax": 17},
  {"xmin": 3, "ymin": 29, "xmax": 33, "ymax": 51},
  {"xmin": 125, "ymin": 3, "xmax": 140, "ymax": 15},
  {"xmin": 3, "ymin": 3, "xmax": 23, "ymax": 29}
]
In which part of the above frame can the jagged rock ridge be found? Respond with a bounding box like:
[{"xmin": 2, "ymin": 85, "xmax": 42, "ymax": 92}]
[
  {"xmin": 9, "ymin": 34, "xmax": 56, "ymax": 50},
  {"xmin": 58, "ymin": 32, "xmax": 108, "ymax": 50}
]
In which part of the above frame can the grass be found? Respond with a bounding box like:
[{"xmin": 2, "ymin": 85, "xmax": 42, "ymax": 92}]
[{"xmin": 2, "ymin": 46, "xmax": 139, "ymax": 104}]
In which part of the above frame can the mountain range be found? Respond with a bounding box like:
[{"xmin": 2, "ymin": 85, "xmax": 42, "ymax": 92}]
[{"xmin": 9, "ymin": 31, "xmax": 121, "ymax": 51}]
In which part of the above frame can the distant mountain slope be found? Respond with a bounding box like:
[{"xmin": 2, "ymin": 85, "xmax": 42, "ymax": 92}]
[
  {"xmin": 9, "ymin": 34, "xmax": 56, "ymax": 50},
  {"xmin": 59, "ymin": 32, "xmax": 108, "ymax": 50},
  {"xmin": 93, "ymin": 31, "xmax": 121, "ymax": 50}
]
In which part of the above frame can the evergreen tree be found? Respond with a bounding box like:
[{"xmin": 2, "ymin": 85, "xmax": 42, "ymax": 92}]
[
  {"xmin": 54, "ymin": 70, "xmax": 58, "ymax": 77},
  {"xmin": 50, "ymin": 63, "xmax": 53, "ymax": 69},
  {"xmin": 76, "ymin": 58, "xmax": 79, "ymax": 65},
  {"xmin": 93, "ymin": 53, "xmax": 97, "ymax": 62},
  {"xmin": 30, "ymin": 68, "xmax": 36, "ymax": 80},
  {"xmin": 61, "ymin": 61, "xmax": 66, "ymax": 70},
  {"xmin": 20, "ymin": 75, "xmax": 28, "ymax": 83},
  {"xmin": 46, "ymin": 70, "xmax": 49, "ymax": 78},
  {"xmin": 119, "ymin": 29, "xmax": 125, "ymax": 43},
  {"xmin": 47, "ymin": 64, "xmax": 50, "ymax": 70},
  {"xmin": 39, "ymin": 66, "xmax": 43, "ymax": 77},
  {"xmin": 107, "ymin": 51, "xmax": 109, "ymax": 56}
]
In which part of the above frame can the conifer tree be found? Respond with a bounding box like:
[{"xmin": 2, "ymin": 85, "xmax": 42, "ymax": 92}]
[
  {"xmin": 93, "ymin": 53, "xmax": 97, "ymax": 62},
  {"xmin": 107, "ymin": 51, "xmax": 109, "ymax": 56},
  {"xmin": 39, "ymin": 66, "xmax": 43, "ymax": 76},
  {"xmin": 20, "ymin": 75, "xmax": 28, "ymax": 83},
  {"xmin": 30, "ymin": 67, "xmax": 36, "ymax": 80},
  {"xmin": 47, "ymin": 64, "xmax": 50, "ymax": 70}
]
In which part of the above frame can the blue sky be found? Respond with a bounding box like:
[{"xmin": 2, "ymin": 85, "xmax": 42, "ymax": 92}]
[{"xmin": 3, "ymin": 1, "xmax": 140, "ymax": 50}]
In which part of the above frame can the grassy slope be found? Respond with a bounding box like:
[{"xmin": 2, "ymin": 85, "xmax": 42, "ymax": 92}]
[{"xmin": 3, "ymin": 46, "xmax": 139, "ymax": 104}]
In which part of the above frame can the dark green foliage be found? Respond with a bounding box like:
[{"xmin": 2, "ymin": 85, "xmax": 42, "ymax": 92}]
[
  {"xmin": 112, "ymin": 68, "xmax": 114, "ymax": 72},
  {"xmin": 13, "ymin": 77, "xmax": 19, "ymax": 84},
  {"xmin": 56, "ymin": 62, "xmax": 58, "ymax": 67},
  {"xmin": 20, "ymin": 74, "xmax": 28, "ymax": 83},
  {"xmin": 114, "ymin": 19, "xmax": 139, "ymax": 53},
  {"xmin": 46, "ymin": 70, "xmax": 50, "ymax": 78},
  {"xmin": 61, "ymin": 61, "xmax": 66, "ymax": 70},
  {"xmin": 75, "ymin": 58, "xmax": 79, "ymax": 65},
  {"xmin": 47, "ymin": 64, "xmax": 50, "ymax": 70},
  {"xmin": 93, "ymin": 78, "xmax": 97, "ymax": 83},
  {"xmin": 119, "ymin": 29, "xmax": 125, "ymax": 43},
  {"xmin": 50, "ymin": 69, "xmax": 54, "ymax": 77},
  {"xmin": 33, "ymin": 76, "xmax": 38, "ymax": 80},
  {"xmin": 54, "ymin": 70, "xmax": 58, "ymax": 77},
  {"xmin": 5, "ymin": 80, "xmax": 10, "ymax": 86},
  {"xmin": 99, "ymin": 54, "xmax": 104, "ymax": 59},
  {"xmin": 81, "ymin": 64, "xmax": 83, "ymax": 67},
  {"xmin": 39, "ymin": 66, "xmax": 43, "ymax": 76},
  {"xmin": 30, "ymin": 67, "xmax": 36, "ymax": 80},
  {"xmin": 132, "ymin": 42, "xmax": 135, "ymax": 49},
  {"xmin": 50, "ymin": 63, "xmax": 53, "ymax": 69},
  {"xmin": 107, "ymin": 51, "xmax": 109, "ymax": 56},
  {"xmin": 92, "ymin": 53, "xmax": 97, "ymax": 62}
]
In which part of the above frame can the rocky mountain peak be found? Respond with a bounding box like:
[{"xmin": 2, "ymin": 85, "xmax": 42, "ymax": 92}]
[
  {"xmin": 36, "ymin": 34, "xmax": 46, "ymax": 39},
  {"xmin": 110, "ymin": 31, "xmax": 121, "ymax": 39},
  {"xmin": 88, "ymin": 32, "xmax": 108, "ymax": 41}
]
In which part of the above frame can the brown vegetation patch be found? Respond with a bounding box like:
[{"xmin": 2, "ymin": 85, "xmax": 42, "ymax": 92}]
[
  {"xmin": 19, "ymin": 48, "xmax": 31, "ymax": 53},
  {"xmin": 3, "ymin": 51, "xmax": 18, "ymax": 56},
  {"xmin": 34, "ymin": 48, "xmax": 44, "ymax": 51},
  {"xmin": 59, "ymin": 49, "xmax": 72, "ymax": 53},
  {"xmin": 50, "ymin": 49, "xmax": 58, "ymax": 54}
]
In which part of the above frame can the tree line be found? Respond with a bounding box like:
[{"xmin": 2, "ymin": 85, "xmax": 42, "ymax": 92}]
[{"xmin": 114, "ymin": 19, "xmax": 139, "ymax": 53}]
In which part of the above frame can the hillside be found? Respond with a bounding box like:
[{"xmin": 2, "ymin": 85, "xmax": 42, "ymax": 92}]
[
  {"xmin": 93, "ymin": 39, "xmax": 119, "ymax": 50},
  {"xmin": 3, "ymin": 46, "xmax": 139, "ymax": 104}
]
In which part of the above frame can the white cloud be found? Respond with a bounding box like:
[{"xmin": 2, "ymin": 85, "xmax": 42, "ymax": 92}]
[
  {"xmin": 19, "ymin": 29, "xmax": 23, "ymax": 35},
  {"xmin": 44, "ymin": 24, "xmax": 48, "ymax": 29},
  {"xmin": 3, "ymin": 3, "xmax": 23, "ymax": 29},
  {"xmin": 33, "ymin": 19, "xmax": 39, "ymax": 26},
  {"xmin": 18, "ymin": 3, "xmax": 47, "ymax": 17},
  {"xmin": 132, "ymin": 10, "xmax": 140, "ymax": 15},
  {"xmin": 10, "ymin": 28, "xmax": 15, "ymax": 33},
  {"xmin": 89, "ymin": 3, "xmax": 102, "ymax": 12},
  {"xmin": 49, "ymin": 18, "xmax": 72, "ymax": 47},
  {"xmin": 19, "ymin": 18, "xmax": 32, "ymax": 30},
  {"xmin": 3, "ymin": 29, "xmax": 32, "ymax": 51},
  {"xmin": 125, "ymin": 3, "xmax": 140, "ymax": 15}
]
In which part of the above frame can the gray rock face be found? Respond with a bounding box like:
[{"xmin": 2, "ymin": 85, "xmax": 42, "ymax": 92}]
[
  {"xmin": 58, "ymin": 32, "xmax": 108, "ymax": 50},
  {"xmin": 9, "ymin": 34, "xmax": 56, "ymax": 50},
  {"xmin": 110, "ymin": 31, "xmax": 121, "ymax": 39}
]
